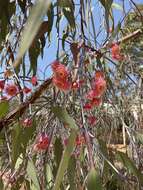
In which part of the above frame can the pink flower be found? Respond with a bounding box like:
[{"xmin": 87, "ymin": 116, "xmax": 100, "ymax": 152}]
[
  {"xmin": 21, "ymin": 118, "xmax": 32, "ymax": 127},
  {"xmin": 52, "ymin": 77, "xmax": 71, "ymax": 91},
  {"xmin": 87, "ymin": 116, "xmax": 97, "ymax": 125},
  {"xmin": 111, "ymin": 43, "xmax": 124, "ymax": 61},
  {"xmin": 83, "ymin": 103, "xmax": 93, "ymax": 110},
  {"xmin": 31, "ymin": 76, "xmax": 38, "ymax": 86},
  {"xmin": 23, "ymin": 86, "xmax": 31, "ymax": 94},
  {"xmin": 5, "ymin": 84, "xmax": 18, "ymax": 96},
  {"xmin": 34, "ymin": 133, "xmax": 49, "ymax": 151}
]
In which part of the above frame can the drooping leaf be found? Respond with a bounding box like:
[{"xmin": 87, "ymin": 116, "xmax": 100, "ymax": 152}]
[
  {"xmin": 0, "ymin": 179, "xmax": 3, "ymax": 189},
  {"xmin": 67, "ymin": 156, "xmax": 76, "ymax": 190},
  {"xmin": 62, "ymin": 27, "xmax": 69, "ymax": 50},
  {"xmin": 12, "ymin": 123, "xmax": 22, "ymax": 165},
  {"xmin": 87, "ymin": 168, "xmax": 103, "ymax": 190},
  {"xmin": 0, "ymin": 100, "xmax": 9, "ymax": 118},
  {"xmin": 58, "ymin": 0, "xmax": 75, "ymax": 29},
  {"xmin": 28, "ymin": 40, "xmax": 40, "ymax": 75},
  {"xmin": 52, "ymin": 106, "xmax": 78, "ymax": 190},
  {"xmin": 27, "ymin": 160, "xmax": 40, "ymax": 190},
  {"xmin": 117, "ymin": 151, "xmax": 143, "ymax": 185},
  {"xmin": 53, "ymin": 130, "xmax": 77, "ymax": 190},
  {"xmin": 99, "ymin": 0, "xmax": 113, "ymax": 33},
  {"xmin": 135, "ymin": 131, "xmax": 143, "ymax": 144},
  {"xmin": 54, "ymin": 138, "xmax": 63, "ymax": 169},
  {"xmin": 0, "ymin": 1, "xmax": 15, "ymax": 43},
  {"xmin": 47, "ymin": 3, "xmax": 54, "ymax": 37},
  {"xmin": 14, "ymin": 0, "xmax": 51, "ymax": 68},
  {"xmin": 12, "ymin": 120, "xmax": 36, "ymax": 165},
  {"xmin": 52, "ymin": 106, "xmax": 78, "ymax": 130},
  {"xmin": 45, "ymin": 164, "xmax": 53, "ymax": 189}
]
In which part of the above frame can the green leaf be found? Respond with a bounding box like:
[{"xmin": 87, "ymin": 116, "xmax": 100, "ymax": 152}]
[
  {"xmin": 67, "ymin": 156, "xmax": 76, "ymax": 190},
  {"xmin": 12, "ymin": 123, "xmax": 22, "ymax": 165},
  {"xmin": 12, "ymin": 120, "xmax": 36, "ymax": 165},
  {"xmin": 87, "ymin": 168, "xmax": 102, "ymax": 190},
  {"xmin": 58, "ymin": 0, "xmax": 74, "ymax": 8},
  {"xmin": 15, "ymin": 0, "xmax": 51, "ymax": 68},
  {"xmin": 135, "ymin": 131, "xmax": 143, "ymax": 144},
  {"xmin": 54, "ymin": 138, "xmax": 63, "ymax": 169},
  {"xmin": 0, "ymin": 100, "xmax": 9, "ymax": 118},
  {"xmin": 47, "ymin": 3, "xmax": 54, "ymax": 37},
  {"xmin": 52, "ymin": 106, "xmax": 78, "ymax": 130},
  {"xmin": 28, "ymin": 40, "xmax": 40, "ymax": 75},
  {"xmin": 59, "ymin": 0, "xmax": 75, "ymax": 28},
  {"xmin": 0, "ymin": 178, "xmax": 3, "ymax": 189},
  {"xmin": 46, "ymin": 164, "xmax": 53, "ymax": 189},
  {"xmin": 117, "ymin": 152, "xmax": 143, "ymax": 185},
  {"xmin": 53, "ymin": 130, "xmax": 77, "ymax": 190},
  {"xmin": 27, "ymin": 160, "xmax": 40, "ymax": 190},
  {"xmin": 63, "ymin": 7, "xmax": 75, "ymax": 29}
]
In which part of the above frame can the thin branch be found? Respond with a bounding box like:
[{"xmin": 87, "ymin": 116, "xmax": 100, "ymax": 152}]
[{"xmin": 0, "ymin": 78, "xmax": 52, "ymax": 132}]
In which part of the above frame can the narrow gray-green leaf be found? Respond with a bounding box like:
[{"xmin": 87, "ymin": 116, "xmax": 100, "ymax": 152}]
[
  {"xmin": 0, "ymin": 100, "xmax": 9, "ymax": 118},
  {"xmin": 15, "ymin": 0, "xmax": 51, "ymax": 68},
  {"xmin": 53, "ymin": 130, "xmax": 77, "ymax": 190},
  {"xmin": 27, "ymin": 160, "xmax": 40, "ymax": 190},
  {"xmin": 87, "ymin": 168, "xmax": 102, "ymax": 190},
  {"xmin": 52, "ymin": 106, "xmax": 78, "ymax": 130}
]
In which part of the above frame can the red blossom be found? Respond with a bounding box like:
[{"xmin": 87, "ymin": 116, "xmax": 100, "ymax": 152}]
[
  {"xmin": 64, "ymin": 135, "xmax": 86, "ymax": 146},
  {"xmin": 91, "ymin": 97, "xmax": 102, "ymax": 106},
  {"xmin": 87, "ymin": 116, "xmax": 97, "ymax": 125},
  {"xmin": 111, "ymin": 43, "xmax": 124, "ymax": 61},
  {"xmin": 31, "ymin": 76, "xmax": 38, "ymax": 86},
  {"xmin": 72, "ymin": 79, "xmax": 84, "ymax": 90},
  {"xmin": 34, "ymin": 133, "xmax": 49, "ymax": 151},
  {"xmin": 52, "ymin": 61, "xmax": 69, "ymax": 80},
  {"xmin": 51, "ymin": 61, "xmax": 72, "ymax": 91},
  {"xmin": 23, "ymin": 86, "xmax": 31, "ymax": 94},
  {"xmin": 92, "ymin": 71, "xmax": 106, "ymax": 97},
  {"xmin": 21, "ymin": 118, "xmax": 32, "ymax": 127},
  {"xmin": 76, "ymin": 135, "xmax": 86, "ymax": 146},
  {"xmin": 52, "ymin": 77, "xmax": 71, "ymax": 91},
  {"xmin": 0, "ymin": 80, "xmax": 5, "ymax": 91},
  {"xmin": 5, "ymin": 84, "xmax": 18, "ymax": 96},
  {"xmin": 83, "ymin": 103, "xmax": 93, "ymax": 110}
]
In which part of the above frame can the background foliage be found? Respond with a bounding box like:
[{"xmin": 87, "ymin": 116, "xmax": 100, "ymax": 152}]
[{"xmin": 0, "ymin": 0, "xmax": 143, "ymax": 189}]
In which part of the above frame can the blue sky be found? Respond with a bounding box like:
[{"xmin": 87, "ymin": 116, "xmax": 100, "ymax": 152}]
[{"xmin": 36, "ymin": 0, "xmax": 143, "ymax": 79}]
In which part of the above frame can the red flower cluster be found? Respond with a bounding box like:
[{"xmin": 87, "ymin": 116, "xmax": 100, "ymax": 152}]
[
  {"xmin": 52, "ymin": 60, "xmax": 71, "ymax": 91},
  {"xmin": 84, "ymin": 71, "xmax": 106, "ymax": 110},
  {"xmin": 21, "ymin": 118, "xmax": 32, "ymax": 128},
  {"xmin": 33, "ymin": 133, "xmax": 49, "ymax": 152},
  {"xmin": 87, "ymin": 116, "xmax": 97, "ymax": 126},
  {"xmin": 72, "ymin": 79, "xmax": 84, "ymax": 90},
  {"xmin": 5, "ymin": 84, "xmax": 18, "ymax": 97},
  {"xmin": 31, "ymin": 76, "xmax": 38, "ymax": 86},
  {"xmin": 23, "ymin": 86, "xmax": 31, "ymax": 94},
  {"xmin": 75, "ymin": 135, "xmax": 86, "ymax": 146},
  {"xmin": 64, "ymin": 134, "xmax": 86, "ymax": 147},
  {"xmin": 111, "ymin": 43, "xmax": 124, "ymax": 61}
]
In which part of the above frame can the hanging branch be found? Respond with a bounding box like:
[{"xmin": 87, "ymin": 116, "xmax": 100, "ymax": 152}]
[{"xmin": 0, "ymin": 78, "xmax": 52, "ymax": 132}]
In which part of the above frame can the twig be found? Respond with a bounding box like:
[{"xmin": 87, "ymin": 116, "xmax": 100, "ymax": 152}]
[{"xmin": 0, "ymin": 78, "xmax": 52, "ymax": 133}]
